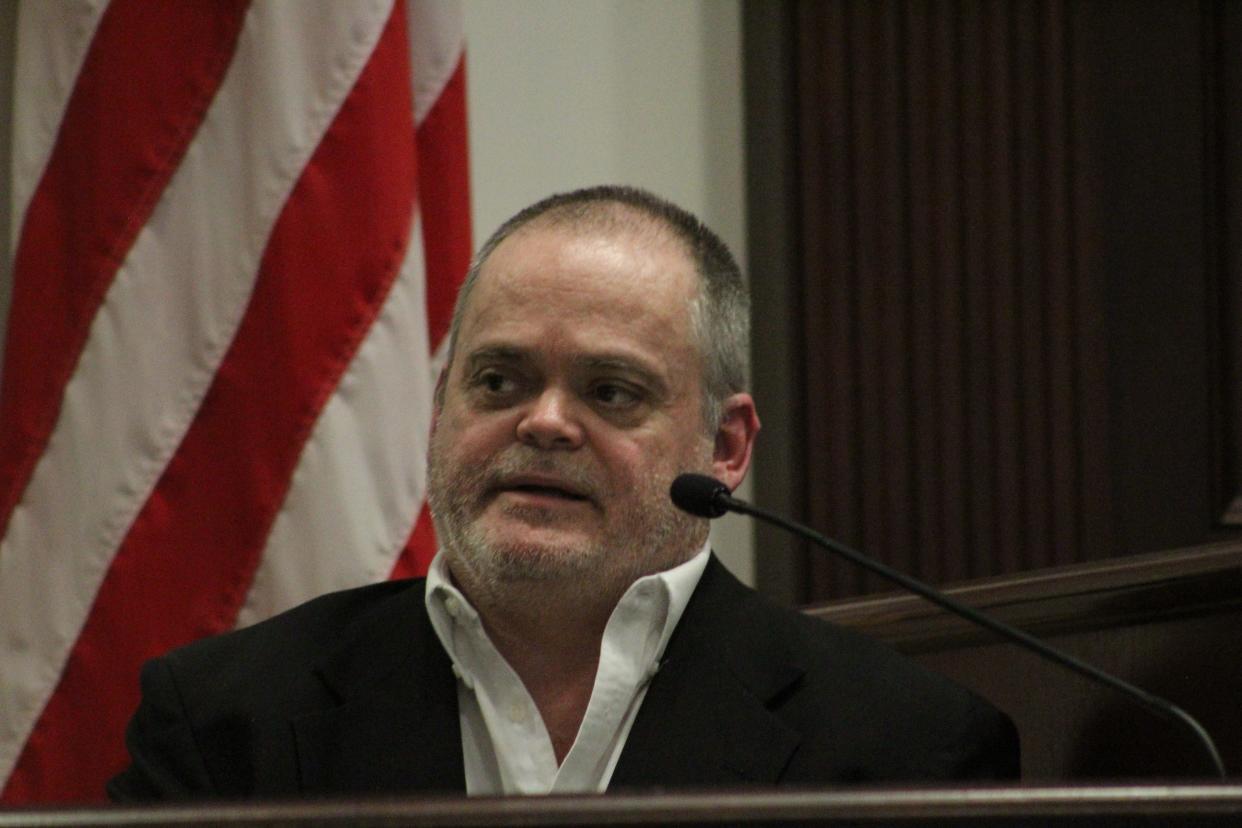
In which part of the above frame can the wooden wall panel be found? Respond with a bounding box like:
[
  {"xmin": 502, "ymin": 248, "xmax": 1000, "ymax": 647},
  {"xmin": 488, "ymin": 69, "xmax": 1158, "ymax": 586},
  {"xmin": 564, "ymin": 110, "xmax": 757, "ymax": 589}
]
[
  {"xmin": 765, "ymin": 0, "xmax": 1242, "ymax": 601},
  {"xmin": 1219, "ymin": 1, "xmax": 1242, "ymax": 526},
  {"xmin": 812, "ymin": 540, "xmax": 1242, "ymax": 779},
  {"xmin": 793, "ymin": 0, "xmax": 1111, "ymax": 599}
]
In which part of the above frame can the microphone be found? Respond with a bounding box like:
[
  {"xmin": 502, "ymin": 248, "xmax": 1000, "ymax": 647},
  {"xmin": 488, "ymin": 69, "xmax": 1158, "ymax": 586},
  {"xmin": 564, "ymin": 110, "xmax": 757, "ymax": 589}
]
[
  {"xmin": 670, "ymin": 472, "xmax": 1227, "ymax": 778},
  {"xmin": 669, "ymin": 473, "xmax": 731, "ymax": 517}
]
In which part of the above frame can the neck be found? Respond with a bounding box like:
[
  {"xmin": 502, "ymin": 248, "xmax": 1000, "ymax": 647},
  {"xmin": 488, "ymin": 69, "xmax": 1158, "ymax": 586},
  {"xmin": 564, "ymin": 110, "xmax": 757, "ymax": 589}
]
[{"xmin": 449, "ymin": 569, "xmax": 623, "ymax": 763}]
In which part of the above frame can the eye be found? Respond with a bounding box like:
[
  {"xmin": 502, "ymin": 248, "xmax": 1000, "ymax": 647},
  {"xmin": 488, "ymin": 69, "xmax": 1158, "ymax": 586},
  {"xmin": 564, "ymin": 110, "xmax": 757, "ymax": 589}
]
[
  {"xmin": 590, "ymin": 382, "xmax": 640, "ymax": 408},
  {"xmin": 469, "ymin": 368, "xmax": 523, "ymax": 403},
  {"xmin": 481, "ymin": 371, "xmax": 511, "ymax": 393}
]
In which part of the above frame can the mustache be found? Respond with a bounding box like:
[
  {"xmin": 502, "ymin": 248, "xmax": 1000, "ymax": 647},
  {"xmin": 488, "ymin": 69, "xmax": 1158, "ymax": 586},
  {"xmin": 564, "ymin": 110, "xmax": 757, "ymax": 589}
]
[{"xmin": 482, "ymin": 449, "xmax": 604, "ymax": 501}]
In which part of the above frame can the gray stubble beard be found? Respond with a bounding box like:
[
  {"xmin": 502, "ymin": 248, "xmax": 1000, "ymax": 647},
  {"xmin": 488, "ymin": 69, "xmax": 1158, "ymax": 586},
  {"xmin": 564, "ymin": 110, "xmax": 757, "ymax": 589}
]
[{"xmin": 425, "ymin": 437, "xmax": 710, "ymax": 616}]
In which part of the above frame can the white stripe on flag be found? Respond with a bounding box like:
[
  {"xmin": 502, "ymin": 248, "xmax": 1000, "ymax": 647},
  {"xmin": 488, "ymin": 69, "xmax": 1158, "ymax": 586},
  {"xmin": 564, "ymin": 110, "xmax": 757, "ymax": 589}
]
[
  {"xmin": 407, "ymin": 0, "xmax": 465, "ymax": 122},
  {"xmin": 236, "ymin": 2, "xmax": 466, "ymax": 624},
  {"xmin": 236, "ymin": 210, "xmax": 434, "ymax": 624},
  {"xmin": 9, "ymin": 0, "xmax": 108, "ymax": 250}
]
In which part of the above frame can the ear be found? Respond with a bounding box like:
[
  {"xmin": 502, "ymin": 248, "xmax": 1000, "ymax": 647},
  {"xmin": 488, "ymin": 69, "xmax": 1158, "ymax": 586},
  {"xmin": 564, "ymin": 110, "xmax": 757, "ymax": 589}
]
[{"xmin": 711, "ymin": 393, "xmax": 760, "ymax": 492}]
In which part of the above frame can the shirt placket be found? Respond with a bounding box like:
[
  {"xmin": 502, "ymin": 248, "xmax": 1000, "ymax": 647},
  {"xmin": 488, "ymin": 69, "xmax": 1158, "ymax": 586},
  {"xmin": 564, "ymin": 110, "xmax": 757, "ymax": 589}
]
[
  {"xmin": 452, "ymin": 609, "xmax": 558, "ymax": 793},
  {"xmin": 553, "ymin": 579, "xmax": 667, "ymax": 792}
]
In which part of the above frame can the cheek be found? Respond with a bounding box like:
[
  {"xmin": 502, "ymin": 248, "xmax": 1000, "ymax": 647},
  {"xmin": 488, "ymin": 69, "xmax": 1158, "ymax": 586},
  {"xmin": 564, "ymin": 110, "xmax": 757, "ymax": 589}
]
[
  {"xmin": 584, "ymin": 434, "xmax": 643, "ymax": 485},
  {"xmin": 437, "ymin": 407, "xmax": 515, "ymax": 459},
  {"xmin": 598, "ymin": 431, "xmax": 695, "ymax": 489}
]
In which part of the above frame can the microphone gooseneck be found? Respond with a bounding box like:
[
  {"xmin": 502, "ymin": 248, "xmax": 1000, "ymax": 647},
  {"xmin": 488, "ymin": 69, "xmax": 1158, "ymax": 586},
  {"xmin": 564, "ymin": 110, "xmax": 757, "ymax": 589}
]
[{"xmin": 668, "ymin": 472, "xmax": 1227, "ymax": 779}]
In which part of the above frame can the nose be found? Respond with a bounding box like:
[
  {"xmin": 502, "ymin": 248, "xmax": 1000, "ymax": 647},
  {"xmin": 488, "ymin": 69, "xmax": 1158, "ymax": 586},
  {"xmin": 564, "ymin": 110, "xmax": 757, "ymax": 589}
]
[{"xmin": 515, "ymin": 388, "xmax": 585, "ymax": 450}]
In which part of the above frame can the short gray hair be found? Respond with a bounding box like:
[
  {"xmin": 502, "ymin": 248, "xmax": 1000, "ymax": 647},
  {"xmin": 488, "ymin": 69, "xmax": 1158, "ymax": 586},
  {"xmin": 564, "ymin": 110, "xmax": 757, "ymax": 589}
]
[{"xmin": 444, "ymin": 185, "xmax": 749, "ymax": 429}]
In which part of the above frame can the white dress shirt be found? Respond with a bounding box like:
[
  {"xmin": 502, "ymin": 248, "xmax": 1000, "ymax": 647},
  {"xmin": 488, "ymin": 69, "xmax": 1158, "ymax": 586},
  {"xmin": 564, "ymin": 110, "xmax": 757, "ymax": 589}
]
[{"xmin": 424, "ymin": 543, "xmax": 711, "ymax": 795}]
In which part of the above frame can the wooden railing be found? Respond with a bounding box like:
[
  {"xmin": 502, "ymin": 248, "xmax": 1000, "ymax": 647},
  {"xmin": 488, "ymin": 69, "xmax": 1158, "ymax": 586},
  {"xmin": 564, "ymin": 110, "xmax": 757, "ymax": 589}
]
[
  {"xmin": 3, "ymin": 785, "xmax": 1242, "ymax": 826},
  {"xmin": 810, "ymin": 540, "xmax": 1242, "ymax": 779}
]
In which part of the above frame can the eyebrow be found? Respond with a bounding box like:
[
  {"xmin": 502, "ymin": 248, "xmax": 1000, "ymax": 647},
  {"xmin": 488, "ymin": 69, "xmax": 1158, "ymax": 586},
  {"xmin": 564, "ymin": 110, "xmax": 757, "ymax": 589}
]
[
  {"xmin": 462, "ymin": 346, "xmax": 670, "ymax": 397},
  {"xmin": 575, "ymin": 355, "xmax": 670, "ymax": 398},
  {"xmin": 462, "ymin": 346, "xmax": 526, "ymax": 373}
]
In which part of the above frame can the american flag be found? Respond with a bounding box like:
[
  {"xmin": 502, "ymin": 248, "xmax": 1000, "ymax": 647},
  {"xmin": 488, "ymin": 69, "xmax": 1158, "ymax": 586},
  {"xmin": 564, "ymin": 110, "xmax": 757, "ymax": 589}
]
[{"xmin": 0, "ymin": 0, "xmax": 469, "ymax": 802}]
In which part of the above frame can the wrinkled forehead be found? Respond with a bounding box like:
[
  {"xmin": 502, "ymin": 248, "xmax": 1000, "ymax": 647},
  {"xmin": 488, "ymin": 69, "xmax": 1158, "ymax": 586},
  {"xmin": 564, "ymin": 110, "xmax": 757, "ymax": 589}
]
[
  {"xmin": 449, "ymin": 221, "xmax": 702, "ymax": 376},
  {"xmin": 469, "ymin": 219, "xmax": 700, "ymax": 316}
]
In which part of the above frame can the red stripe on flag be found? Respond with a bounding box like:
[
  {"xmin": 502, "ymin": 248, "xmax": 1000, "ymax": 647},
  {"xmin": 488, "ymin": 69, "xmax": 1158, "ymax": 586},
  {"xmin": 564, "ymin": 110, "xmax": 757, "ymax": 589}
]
[
  {"xmin": 0, "ymin": 0, "xmax": 249, "ymax": 542},
  {"xmin": 416, "ymin": 55, "xmax": 471, "ymax": 351},
  {"xmin": 388, "ymin": 52, "xmax": 472, "ymax": 580},
  {"xmin": 2, "ymin": 4, "xmax": 417, "ymax": 803},
  {"xmin": 390, "ymin": 502, "xmax": 438, "ymax": 580}
]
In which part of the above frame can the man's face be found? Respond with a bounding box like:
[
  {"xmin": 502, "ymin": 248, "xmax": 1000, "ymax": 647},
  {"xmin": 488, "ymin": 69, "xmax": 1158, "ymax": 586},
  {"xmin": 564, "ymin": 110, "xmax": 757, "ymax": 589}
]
[{"xmin": 426, "ymin": 220, "xmax": 714, "ymax": 602}]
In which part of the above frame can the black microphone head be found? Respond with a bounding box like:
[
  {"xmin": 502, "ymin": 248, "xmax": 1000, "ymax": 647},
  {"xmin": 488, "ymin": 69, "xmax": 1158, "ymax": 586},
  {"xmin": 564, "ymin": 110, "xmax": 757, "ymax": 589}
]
[{"xmin": 670, "ymin": 473, "xmax": 731, "ymax": 518}]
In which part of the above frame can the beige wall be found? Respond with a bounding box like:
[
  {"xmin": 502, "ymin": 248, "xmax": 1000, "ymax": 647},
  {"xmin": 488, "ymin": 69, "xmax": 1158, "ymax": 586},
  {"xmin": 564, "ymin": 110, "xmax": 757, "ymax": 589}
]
[{"xmin": 463, "ymin": 0, "xmax": 754, "ymax": 584}]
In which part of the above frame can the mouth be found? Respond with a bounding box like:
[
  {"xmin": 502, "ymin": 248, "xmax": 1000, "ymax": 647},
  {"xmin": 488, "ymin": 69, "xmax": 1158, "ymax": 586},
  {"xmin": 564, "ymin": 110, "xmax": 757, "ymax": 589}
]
[{"xmin": 493, "ymin": 476, "xmax": 593, "ymax": 504}]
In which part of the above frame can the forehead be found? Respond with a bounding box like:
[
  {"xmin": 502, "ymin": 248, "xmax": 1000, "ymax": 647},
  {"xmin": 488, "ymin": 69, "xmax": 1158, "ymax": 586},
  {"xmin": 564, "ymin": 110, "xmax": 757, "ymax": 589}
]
[{"xmin": 458, "ymin": 221, "xmax": 701, "ymax": 351}]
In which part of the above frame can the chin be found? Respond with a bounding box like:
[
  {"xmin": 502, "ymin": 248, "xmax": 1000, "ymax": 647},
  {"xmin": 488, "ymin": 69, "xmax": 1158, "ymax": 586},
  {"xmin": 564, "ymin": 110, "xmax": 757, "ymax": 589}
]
[
  {"xmin": 455, "ymin": 524, "xmax": 605, "ymax": 583},
  {"xmin": 437, "ymin": 500, "xmax": 707, "ymax": 603}
]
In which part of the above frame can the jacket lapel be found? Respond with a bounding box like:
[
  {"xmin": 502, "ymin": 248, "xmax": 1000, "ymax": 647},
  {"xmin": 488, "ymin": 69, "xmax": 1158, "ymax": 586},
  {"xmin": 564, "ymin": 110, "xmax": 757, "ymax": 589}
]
[
  {"xmin": 291, "ymin": 582, "xmax": 466, "ymax": 795},
  {"xmin": 286, "ymin": 559, "xmax": 806, "ymax": 794},
  {"xmin": 610, "ymin": 557, "xmax": 805, "ymax": 788}
]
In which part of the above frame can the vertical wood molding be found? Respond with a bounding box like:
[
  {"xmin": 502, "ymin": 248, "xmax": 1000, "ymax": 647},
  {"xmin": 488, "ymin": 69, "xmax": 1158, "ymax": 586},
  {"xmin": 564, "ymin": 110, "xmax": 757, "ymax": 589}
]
[
  {"xmin": 794, "ymin": 0, "xmax": 1118, "ymax": 599},
  {"xmin": 1215, "ymin": 0, "xmax": 1242, "ymax": 526},
  {"xmin": 748, "ymin": 0, "xmax": 1242, "ymax": 601},
  {"xmin": 745, "ymin": 1, "xmax": 811, "ymax": 603}
]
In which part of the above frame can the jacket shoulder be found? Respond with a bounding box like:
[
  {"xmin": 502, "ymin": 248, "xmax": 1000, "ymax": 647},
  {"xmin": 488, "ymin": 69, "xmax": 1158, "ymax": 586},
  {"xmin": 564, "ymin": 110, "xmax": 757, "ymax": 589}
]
[
  {"xmin": 161, "ymin": 579, "xmax": 425, "ymax": 718},
  {"xmin": 695, "ymin": 557, "xmax": 1020, "ymax": 780},
  {"xmin": 109, "ymin": 579, "xmax": 430, "ymax": 800}
]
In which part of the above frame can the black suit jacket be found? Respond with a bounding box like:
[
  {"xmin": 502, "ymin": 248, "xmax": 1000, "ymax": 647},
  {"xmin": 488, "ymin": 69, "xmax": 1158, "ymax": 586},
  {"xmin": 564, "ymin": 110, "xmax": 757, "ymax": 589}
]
[{"xmin": 108, "ymin": 556, "xmax": 1018, "ymax": 799}]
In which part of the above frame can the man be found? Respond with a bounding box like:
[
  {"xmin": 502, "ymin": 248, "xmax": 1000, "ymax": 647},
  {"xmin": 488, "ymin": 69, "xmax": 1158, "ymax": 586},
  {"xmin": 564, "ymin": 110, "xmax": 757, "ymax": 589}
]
[{"xmin": 109, "ymin": 186, "xmax": 1018, "ymax": 799}]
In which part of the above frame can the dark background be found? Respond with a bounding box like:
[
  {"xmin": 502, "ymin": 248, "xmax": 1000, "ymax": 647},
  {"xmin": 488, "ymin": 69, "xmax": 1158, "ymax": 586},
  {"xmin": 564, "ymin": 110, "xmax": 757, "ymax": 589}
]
[{"xmin": 744, "ymin": 0, "xmax": 1242, "ymax": 604}]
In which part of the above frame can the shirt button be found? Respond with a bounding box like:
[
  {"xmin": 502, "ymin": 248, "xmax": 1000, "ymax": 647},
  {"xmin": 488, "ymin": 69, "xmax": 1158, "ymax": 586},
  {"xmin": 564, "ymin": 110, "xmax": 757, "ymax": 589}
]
[
  {"xmin": 508, "ymin": 703, "xmax": 529, "ymax": 724},
  {"xmin": 444, "ymin": 596, "xmax": 461, "ymax": 618}
]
